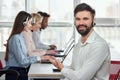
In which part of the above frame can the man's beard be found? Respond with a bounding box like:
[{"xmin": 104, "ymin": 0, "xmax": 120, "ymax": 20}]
[{"xmin": 76, "ymin": 24, "xmax": 92, "ymax": 36}]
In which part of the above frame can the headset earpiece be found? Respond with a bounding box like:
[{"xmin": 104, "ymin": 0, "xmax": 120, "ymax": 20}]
[
  {"xmin": 92, "ymin": 22, "xmax": 96, "ymax": 27},
  {"xmin": 31, "ymin": 17, "xmax": 36, "ymax": 26},
  {"xmin": 23, "ymin": 17, "xmax": 29, "ymax": 26},
  {"xmin": 23, "ymin": 22, "xmax": 27, "ymax": 26}
]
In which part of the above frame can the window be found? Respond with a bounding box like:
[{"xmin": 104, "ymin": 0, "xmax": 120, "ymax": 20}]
[
  {"xmin": 28, "ymin": 0, "xmax": 74, "ymax": 50},
  {"xmin": 0, "ymin": 0, "xmax": 74, "ymax": 51},
  {"xmin": 28, "ymin": 0, "xmax": 73, "ymax": 22},
  {"xmin": 0, "ymin": 0, "xmax": 25, "ymax": 22},
  {"xmin": 0, "ymin": 0, "xmax": 120, "ymax": 60},
  {"xmin": 80, "ymin": 0, "xmax": 120, "ymax": 18}
]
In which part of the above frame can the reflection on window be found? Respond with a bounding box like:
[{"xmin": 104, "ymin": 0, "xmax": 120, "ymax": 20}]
[
  {"xmin": 0, "ymin": 0, "xmax": 25, "ymax": 22},
  {"xmin": 28, "ymin": 0, "xmax": 74, "ymax": 49},
  {"xmin": 41, "ymin": 26, "xmax": 74, "ymax": 50},
  {"xmin": 81, "ymin": 0, "xmax": 120, "ymax": 18},
  {"xmin": 28, "ymin": 0, "xmax": 74, "ymax": 22},
  {"xmin": 0, "ymin": 27, "xmax": 11, "ymax": 51},
  {"xmin": 0, "ymin": 0, "xmax": 74, "ymax": 51},
  {"xmin": 0, "ymin": 24, "xmax": 73, "ymax": 51}
]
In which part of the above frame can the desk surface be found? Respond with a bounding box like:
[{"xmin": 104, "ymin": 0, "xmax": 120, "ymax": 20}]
[{"xmin": 28, "ymin": 63, "xmax": 64, "ymax": 79}]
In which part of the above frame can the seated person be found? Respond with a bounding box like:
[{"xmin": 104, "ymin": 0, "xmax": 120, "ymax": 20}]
[
  {"xmin": 22, "ymin": 13, "xmax": 58, "ymax": 57},
  {"xmin": 32, "ymin": 11, "xmax": 56, "ymax": 50},
  {"xmin": 4, "ymin": 11, "xmax": 52, "ymax": 80}
]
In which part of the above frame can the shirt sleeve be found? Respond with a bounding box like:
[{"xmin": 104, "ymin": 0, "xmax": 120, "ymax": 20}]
[
  {"xmin": 32, "ymin": 30, "xmax": 50, "ymax": 50},
  {"xmin": 11, "ymin": 36, "xmax": 40, "ymax": 66},
  {"xmin": 61, "ymin": 42, "xmax": 110, "ymax": 80},
  {"xmin": 29, "ymin": 49, "xmax": 47, "ymax": 56}
]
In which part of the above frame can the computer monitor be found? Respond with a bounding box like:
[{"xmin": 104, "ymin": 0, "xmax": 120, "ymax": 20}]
[{"xmin": 54, "ymin": 37, "xmax": 75, "ymax": 57}]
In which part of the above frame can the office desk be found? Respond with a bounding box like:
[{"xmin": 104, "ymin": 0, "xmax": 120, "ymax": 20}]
[{"xmin": 28, "ymin": 63, "xmax": 64, "ymax": 80}]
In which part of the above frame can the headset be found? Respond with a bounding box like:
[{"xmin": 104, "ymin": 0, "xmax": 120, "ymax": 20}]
[
  {"xmin": 92, "ymin": 22, "xmax": 96, "ymax": 27},
  {"xmin": 31, "ymin": 17, "xmax": 36, "ymax": 26},
  {"xmin": 23, "ymin": 17, "xmax": 29, "ymax": 26}
]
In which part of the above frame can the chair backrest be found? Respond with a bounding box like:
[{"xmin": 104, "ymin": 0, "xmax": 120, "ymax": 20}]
[
  {"xmin": 0, "ymin": 60, "xmax": 3, "ymax": 69},
  {"xmin": 0, "ymin": 59, "xmax": 20, "ymax": 80},
  {"xmin": 109, "ymin": 60, "xmax": 120, "ymax": 80}
]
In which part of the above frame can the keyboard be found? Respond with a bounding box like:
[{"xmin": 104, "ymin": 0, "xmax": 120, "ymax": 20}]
[{"xmin": 41, "ymin": 60, "xmax": 51, "ymax": 64}]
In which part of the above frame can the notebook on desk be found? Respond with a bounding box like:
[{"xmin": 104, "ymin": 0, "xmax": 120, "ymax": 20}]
[{"xmin": 41, "ymin": 37, "xmax": 75, "ymax": 64}]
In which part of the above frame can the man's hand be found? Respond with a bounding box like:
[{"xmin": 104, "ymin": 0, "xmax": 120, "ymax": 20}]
[{"xmin": 49, "ymin": 56, "xmax": 63, "ymax": 70}]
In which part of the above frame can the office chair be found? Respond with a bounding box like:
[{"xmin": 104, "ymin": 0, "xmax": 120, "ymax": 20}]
[
  {"xmin": 109, "ymin": 61, "xmax": 120, "ymax": 80},
  {"xmin": 0, "ymin": 60, "xmax": 20, "ymax": 80}
]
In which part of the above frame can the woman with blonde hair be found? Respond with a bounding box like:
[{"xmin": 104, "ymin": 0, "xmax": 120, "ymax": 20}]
[{"xmin": 22, "ymin": 13, "xmax": 57, "ymax": 57}]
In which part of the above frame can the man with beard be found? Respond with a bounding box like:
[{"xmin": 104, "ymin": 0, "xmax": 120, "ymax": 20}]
[{"xmin": 49, "ymin": 3, "xmax": 111, "ymax": 80}]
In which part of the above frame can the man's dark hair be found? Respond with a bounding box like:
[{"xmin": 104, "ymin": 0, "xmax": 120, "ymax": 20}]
[
  {"xmin": 74, "ymin": 3, "xmax": 95, "ymax": 19},
  {"xmin": 37, "ymin": 11, "xmax": 50, "ymax": 17}
]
